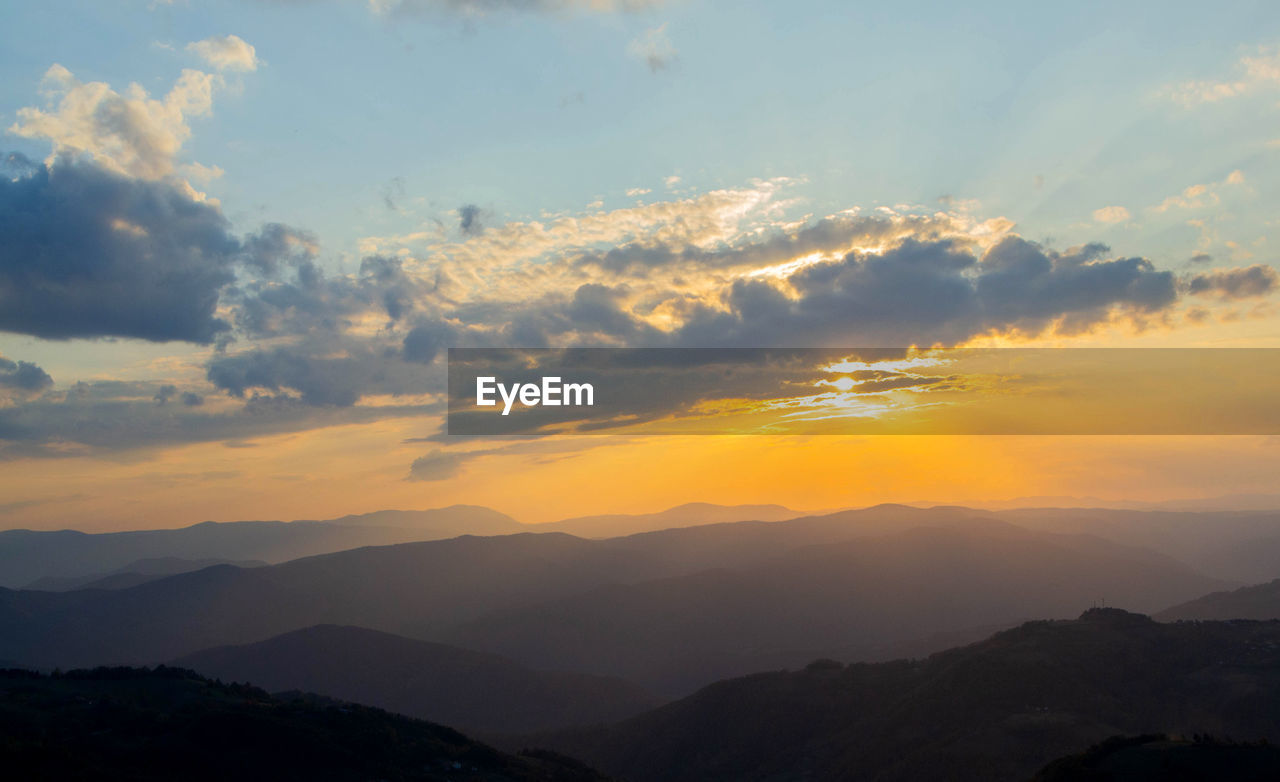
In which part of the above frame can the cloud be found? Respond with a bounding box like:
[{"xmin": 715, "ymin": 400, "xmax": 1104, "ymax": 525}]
[
  {"xmin": 0, "ymin": 158, "xmax": 235, "ymax": 342},
  {"xmin": 206, "ymin": 335, "xmax": 443, "ymax": 406},
  {"xmin": 0, "ymin": 357, "xmax": 53, "ymax": 400},
  {"xmin": 0, "ymin": 378, "xmax": 434, "ymax": 459},
  {"xmin": 9, "ymin": 64, "xmax": 218, "ymax": 182},
  {"xmin": 408, "ymin": 447, "xmax": 502, "ymax": 481},
  {"xmin": 458, "ymin": 203, "xmax": 485, "ymax": 236},
  {"xmin": 1187, "ymin": 265, "xmax": 1279, "ymax": 299},
  {"xmin": 1165, "ymin": 46, "xmax": 1280, "ymax": 106},
  {"xmin": 662, "ymin": 237, "xmax": 1177, "ymax": 347},
  {"xmin": 186, "ymin": 34, "xmax": 259, "ymax": 72},
  {"xmin": 369, "ymin": 0, "xmax": 667, "ymax": 17},
  {"xmin": 1092, "ymin": 206, "xmax": 1130, "ymax": 224},
  {"xmin": 628, "ymin": 24, "xmax": 677, "ymax": 72},
  {"xmin": 0, "ymin": 156, "xmax": 312, "ymax": 343},
  {"xmin": 1151, "ymin": 171, "xmax": 1245, "ymax": 213}
]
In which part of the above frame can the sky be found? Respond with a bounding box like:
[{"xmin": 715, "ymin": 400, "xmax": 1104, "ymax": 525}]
[{"xmin": 2, "ymin": 0, "xmax": 1280, "ymax": 531}]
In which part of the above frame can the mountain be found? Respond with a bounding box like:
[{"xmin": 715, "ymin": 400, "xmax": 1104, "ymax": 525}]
[
  {"xmin": 1032, "ymin": 734, "xmax": 1280, "ymax": 781},
  {"xmin": 320, "ymin": 505, "xmax": 523, "ymax": 533},
  {"xmin": 535, "ymin": 503, "xmax": 807, "ymax": 538},
  {"xmin": 0, "ymin": 507, "xmax": 1226, "ymax": 693},
  {"xmin": 991, "ymin": 507, "xmax": 1280, "ymax": 583},
  {"xmin": 0, "ymin": 666, "xmax": 607, "ymax": 781},
  {"xmin": 0, "ymin": 504, "xmax": 520, "ymax": 588},
  {"xmin": 172, "ymin": 624, "xmax": 663, "ymax": 734},
  {"xmin": 531, "ymin": 610, "xmax": 1280, "ymax": 782},
  {"xmin": 454, "ymin": 522, "xmax": 1226, "ymax": 693},
  {"xmin": 1157, "ymin": 578, "xmax": 1280, "ymax": 621},
  {"xmin": 23, "ymin": 556, "xmax": 267, "ymax": 592}
]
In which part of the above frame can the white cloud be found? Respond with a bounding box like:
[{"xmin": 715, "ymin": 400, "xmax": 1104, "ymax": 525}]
[
  {"xmin": 1092, "ymin": 206, "xmax": 1131, "ymax": 224},
  {"xmin": 9, "ymin": 64, "xmax": 217, "ymax": 181},
  {"xmin": 628, "ymin": 23, "xmax": 677, "ymax": 72},
  {"xmin": 1166, "ymin": 47, "xmax": 1280, "ymax": 106},
  {"xmin": 1151, "ymin": 170, "xmax": 1246, "ymax": 213},
  {"xmin": 186, "ymin": 34, "xmax": 259, "ymax": 72},
  {"xmin": 370, "ymin": 0, "xmax": 667, "ymax": 16}
]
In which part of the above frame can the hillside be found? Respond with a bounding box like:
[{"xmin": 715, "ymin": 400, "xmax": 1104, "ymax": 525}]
[
  {"xmin": 23, "ymin": 556, "xmax": 267, "ymax": 592},
  {"xmin": 1032, "ymin": 734, "xmax": 1280, "ymax": 781},
  {"xmin": 172, "ymin": 625, "xmax": 663, "ymax": 734},
  {"xmin": 455, "ymin": 523, "xmax": 1226, "ymax": 693},
  {"xmin": 0, "ymin": 508, "xmax": 1228, "ymax": 691},
  {"xmin": 532, "ymin": 610, "xmax": 1280, "ymax": 782},
  {"xmin": 993, "ymin": 507, "xmax": 1280, "ymax": 583},
  {"xmin": 0, "ymin": 505, "xmax": 521, "ymax": 589},
  {"xmin": 535, "ymin": 503, "xmax": 806, "ymax": 538},
  {"xmin": 0, "ymin": 666, "xmax": 607, "ymax": 781},
  {"xmin": 1157, "ymin": 578, "xmax": 1280, "ymax": 621}
]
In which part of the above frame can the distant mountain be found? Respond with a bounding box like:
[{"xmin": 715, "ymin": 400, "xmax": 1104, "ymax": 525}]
[
  {"xmin": 0, "ymin": 666, "xmax": 607, "ymax": 781},
  {"xmin": 0, "ymin": 507, "xmax": 1226, "ymax": 692},
  {"xmin": 535, "ymin": 503, "xmax": 807, "ymax": 538},
  {"xmin": 173, "ymin": 624, "xmax": 663, "ymax": 734},
  {"xmin": 991, "ymin": 507, "xmax": 1280, "ymax": 583},
  {"xmin": 319, "ymin": 505, "xmax": 523, "ymax": 533},
  {"xmin": 1157, "ymin": 578, "xmax": 1280, "ymax": 621},
  {"xmin": 0, "ymin": 504, "xmax": 520, "ymax": 588},
  {"xmin": 455, "ymin": 522, "xmax": 1226, "ymax": 693},
  {"xmin": 1032, "ymin": 734, "xmax": 1280, "ymax": 781},
  {"xmin": 532, "ymin": 610, "xmax": 1280, "ymax": 782},
  {"xmin": 23, "ymin": 556, "xmax": 267, "ymax": 592}
]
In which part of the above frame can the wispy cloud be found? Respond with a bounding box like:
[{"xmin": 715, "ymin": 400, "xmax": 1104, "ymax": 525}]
[
  {"xmin": 1164, "ymin": 46, "xmax": 1280, "ymax": 106},
  {"xmin": 186, "ymin": 34, "xmax": 259, "ymax": 72},
  {"xmin": 628, "ymin": 24, "xmax": 677, "ymax": 72}
]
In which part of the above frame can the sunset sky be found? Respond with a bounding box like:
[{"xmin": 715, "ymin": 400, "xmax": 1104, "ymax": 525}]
[{"xmin": 2, "ymin": 0, "xmax": 1280, "ymax": 531}]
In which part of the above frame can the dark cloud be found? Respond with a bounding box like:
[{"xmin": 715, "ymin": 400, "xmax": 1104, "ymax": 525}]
[
  {"xmin": 575, "ymin": 214, "xmax": 918, "ymax": 276},
  {"xmin": 206, "ymin": 339, "xmax": 442, "ymax": 407},
  {"xmin": 231, "ymin": 255, "xmax": 429, "ymax": 339},
  {"xmin": 458, "ymin": 204, "xmax": 485, "ymax": 236},
  {"xmin": 0, "ymin": 157, "xmax": 237, "ymax": 343},
  {"xmin": 403, "ymin": 320, "xmax": 454, "ymax": 364},
  {"xmin": 0, "ymin": 377, "xmax": 437, "ymax": 459},
  {"xmin": 408, "ymin": 449, "xmax": 479, "ymax": 481},
  {"xmin": 1190, "ymin": 252, "xmax": 1213, "ymax": 264},
  {"xmin": 0, "ymin": 357, "xmax": 53, "ymax": 395},
  {"xmin": 668, "ymin": 237, "xmax": 1178, "ymax": 346},
  {"xmin": 1188, "ymin": 265, "xmax": 1278, "ymax": 299},
  {"xmin": 0, "ymin": 156, "xmax": 311, "ymax": 344}
]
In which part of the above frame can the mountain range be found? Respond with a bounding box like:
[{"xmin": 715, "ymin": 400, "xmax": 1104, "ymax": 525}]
[
  {"xmin": 531, "ymin": 609, "xmax": 1280, "ymax": 782},
  {"xmin": 172, "ymin": 624, "xmax": 662, "ymax": 735},
  {"xmin": 0, "ymin": 505, "xmax": 1233, "ymax": 696}
]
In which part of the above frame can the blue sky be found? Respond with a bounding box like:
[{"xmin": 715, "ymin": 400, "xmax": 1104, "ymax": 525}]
[
  {"xmin": 2, "ymin": 0, "xmax": 1280, "ymax": 529},
  {"xmin": 5, "ymin": 0, "xmax": 1279, "ymax": 267}
]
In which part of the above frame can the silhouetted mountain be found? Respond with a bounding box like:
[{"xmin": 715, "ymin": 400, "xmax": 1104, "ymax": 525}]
[
  {"xmin": 0, "ymin": 507, "xmax": 1225, "ymax": 694},
  {"xmin": 993, "ymin": 507, "xmax": 1280, "ymax": 583},
  {"xmin": 455, "ymin": 523, "xmax": 1225, "ymax": 693},
  {"xmin": 172, "ymin": 625, "xmax": 663, "ymax": 734},
  {"xmin": 0, "ymin": 666, "xmax": 607, "ymax": 781},
  {"xmin": 23, "ymin": 556, "xmax": 267, "ymax": 592},
  {"xmin": 532, "ymin": 610, "xmax": 1280, "ymax": 782},
  {"xmin": 0, "ymin": 504, "xmax": 519, "ymax": 588},
  {"xmin": 535, "ymin": 503, "xmax": 806, "ymax": 538},
  {"xmin": 321, "ymin": 505, "xmax": 523, "ymax": 532},
  {"xmin": 1157, "ymin": 578, "xmax": 1280, "ymax": 621},
  {"xmin": 1032, "ymin": 734, "xmax": 1280, "ymax": 781}
]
